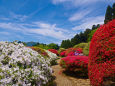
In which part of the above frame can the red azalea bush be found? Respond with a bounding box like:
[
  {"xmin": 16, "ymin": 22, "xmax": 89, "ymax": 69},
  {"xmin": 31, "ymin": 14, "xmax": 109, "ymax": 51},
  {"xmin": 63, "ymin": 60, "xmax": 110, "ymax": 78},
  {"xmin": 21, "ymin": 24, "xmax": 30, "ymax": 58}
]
[
  {"xmin": 60, "ymin": 56, "xmax": 88, "ymax": 72},
  {"xmin": 48, "ymin": 49, "xmax": 58, "ymax": 55},
  {"xmin": 65, "ymin": 48, "xmax": 83, "ymax": 56},
  {"xmin": 60, "ymin": 51, "xmax": 66, "ymax": 57},
  {"xmin": 88, "ymin": 19, "xmax": 115, "ymax": 86}
]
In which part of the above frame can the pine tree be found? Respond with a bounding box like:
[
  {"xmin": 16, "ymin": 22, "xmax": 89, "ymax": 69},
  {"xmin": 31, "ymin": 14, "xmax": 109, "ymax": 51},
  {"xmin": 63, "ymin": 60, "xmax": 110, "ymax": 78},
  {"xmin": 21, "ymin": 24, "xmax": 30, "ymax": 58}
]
[
  {"xmin": 71, "ymin": 34, "xmax": 80, "ymax": 46},
  {"xmin": 112, "ymin": 3, "xmax": 115, "ymax": 19},
  {"xmin": 104, "ymin": 5, "xmax": 112, "ymax": 24},
  {"xmin": 60, "ymin": 40, "xmax": 72, "ymax": 49}
]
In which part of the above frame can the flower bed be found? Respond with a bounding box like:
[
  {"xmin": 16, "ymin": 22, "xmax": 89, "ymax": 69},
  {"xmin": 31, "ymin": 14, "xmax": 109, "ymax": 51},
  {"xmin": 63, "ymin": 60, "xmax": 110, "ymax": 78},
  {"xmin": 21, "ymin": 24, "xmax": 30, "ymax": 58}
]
[
  {"xmin": 88, "ymin": 19, "xmax": 115, "ymax": 86},
  {"xmin": 0, "ymin": 42, "xmax": 54, "ymax": 86}
]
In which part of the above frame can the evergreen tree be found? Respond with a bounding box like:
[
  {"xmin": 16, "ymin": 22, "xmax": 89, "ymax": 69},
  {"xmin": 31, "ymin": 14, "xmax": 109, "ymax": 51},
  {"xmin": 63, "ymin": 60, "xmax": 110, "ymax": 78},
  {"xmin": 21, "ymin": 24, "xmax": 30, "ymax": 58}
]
[
  {"xmin": 92, "ymin": 25, "xmax": 97, "ymax": 30},
  {"xmin": 84, "ymin": 29, "xmax": 91, "ymax": 42},
  {"xmin": 71, "ymin": 34, "xmax": 80, "ymax": 46},
  {"xmin": 61, "ymin": 39, "xmax": 72, "ymax": 49},
  {"xmin": 104, "ymin": 5, "xmax": 112, "ymax": 24},
  {"xmin": 79, "ymin": 32, "xmax": 86, "ymax": 42},
  {"xmin": 112, "ymin": 3, "xmax": 115, "ymax": 19}
]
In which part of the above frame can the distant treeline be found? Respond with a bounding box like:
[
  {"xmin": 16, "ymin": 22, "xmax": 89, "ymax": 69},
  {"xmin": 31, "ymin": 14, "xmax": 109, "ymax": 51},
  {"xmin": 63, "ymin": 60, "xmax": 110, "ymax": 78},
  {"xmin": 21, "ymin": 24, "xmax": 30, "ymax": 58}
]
[
  {"xmin": 18, "ymin": 41, "xmax": 59, "ymax": 50},
  {"xmin": 60, "ymin": 24, "xmax": 99, "ymax": 49}
]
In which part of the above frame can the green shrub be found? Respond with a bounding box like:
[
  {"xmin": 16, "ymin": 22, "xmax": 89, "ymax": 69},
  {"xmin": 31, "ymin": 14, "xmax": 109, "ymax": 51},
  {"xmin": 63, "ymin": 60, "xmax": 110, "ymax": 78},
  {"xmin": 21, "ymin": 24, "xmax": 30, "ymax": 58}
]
[
  {"xmin": 83, "ymin": 42, "xmax": 90, "ymax": 56},
  {"xmin": 58, "ymin": 48, "xmax": 66, "ymax": 54},
  {"xmin": 87, "ymin": 29, "xmax": 97, "ymax": 42},
  {"xmin": 73, "ymin": 43, "xmax": 87, "ymax": 49}
]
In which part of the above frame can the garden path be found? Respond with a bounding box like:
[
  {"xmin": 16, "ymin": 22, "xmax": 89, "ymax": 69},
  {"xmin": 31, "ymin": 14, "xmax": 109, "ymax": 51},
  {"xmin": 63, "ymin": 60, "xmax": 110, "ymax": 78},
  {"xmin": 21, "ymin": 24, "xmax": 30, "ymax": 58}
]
[{"xmin": 51, "ymin": 59, "xmax": 90, "ymax": 86}]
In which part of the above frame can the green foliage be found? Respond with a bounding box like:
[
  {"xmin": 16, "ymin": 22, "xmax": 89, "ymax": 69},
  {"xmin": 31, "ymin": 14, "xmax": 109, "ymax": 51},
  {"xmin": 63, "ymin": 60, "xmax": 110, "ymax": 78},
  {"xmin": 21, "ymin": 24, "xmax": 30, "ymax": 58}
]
[
  {"xmin": 58, "ymin": 48, "xmax": 66, "ymax": 54},
  {"xmin": 113, "ymin": 3, "xmax": 115, "ymax": 19},
  {"xmin": 73, "ymin": 42, "xmax": 90, "ymax": 56},
  {"xmin": 83, "ymin": 42, "xmax": 90, "ymax": 56},
  {"xmin": 87, "ymin": 29, "xmax": 97, "ymax": 42},
  {"xmin": 37, "ymin": 44, "xmax": 50, "ymax": 49},
  {"xmin": 71, "ymin": 29, "xmax": 91, "ymax": 46},
  {"xmin": 48, "ymin": 43, "xmax": 59, "ymax": 50},
  {"xmin": 71, "ymin": 34, "xmax": 81, "ymax": 46},
  {"xmin": 60, "ymin": 39, "xmax": 72, "ymax": 49},
  {"xmin": 104, "ymin": 5, "xmax": 113, "ymax": 24},
  {"xmin": 73, "ymin": 43, "xmax": 88, "ymax": 49}
]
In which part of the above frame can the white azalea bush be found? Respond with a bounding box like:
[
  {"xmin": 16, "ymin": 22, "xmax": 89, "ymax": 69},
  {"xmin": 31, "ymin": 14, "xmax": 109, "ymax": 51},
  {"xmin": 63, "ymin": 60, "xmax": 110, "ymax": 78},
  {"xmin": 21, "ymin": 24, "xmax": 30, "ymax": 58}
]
[
  {"xmin": 45, "ymin": 50, "xmax": 58, "ymax": 65},
  {"xmin": 0, "ymin": 42, "xmax": 54, "ymax": 86}
]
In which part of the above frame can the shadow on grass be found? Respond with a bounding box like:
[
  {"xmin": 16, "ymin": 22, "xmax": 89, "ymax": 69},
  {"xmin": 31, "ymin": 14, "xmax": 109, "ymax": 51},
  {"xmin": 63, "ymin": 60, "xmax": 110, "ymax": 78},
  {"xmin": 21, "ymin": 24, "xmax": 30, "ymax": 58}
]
[{"xmin": 63, "ymin": 70, "xmax": 89, "ymax": 79}]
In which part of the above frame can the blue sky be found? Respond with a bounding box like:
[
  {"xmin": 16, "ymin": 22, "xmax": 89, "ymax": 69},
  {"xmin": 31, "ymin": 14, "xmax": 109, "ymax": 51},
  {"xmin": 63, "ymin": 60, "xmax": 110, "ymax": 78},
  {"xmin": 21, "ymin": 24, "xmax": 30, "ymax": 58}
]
[{"xmin": 0, "ymin": 0, "xmax": 114, "ymax": 44}]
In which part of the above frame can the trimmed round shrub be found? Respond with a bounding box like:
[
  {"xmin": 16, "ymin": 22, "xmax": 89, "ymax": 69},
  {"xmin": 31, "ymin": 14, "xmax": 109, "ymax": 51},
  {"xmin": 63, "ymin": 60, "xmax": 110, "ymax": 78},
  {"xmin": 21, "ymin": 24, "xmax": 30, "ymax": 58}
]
[
  {"xmin": 73, "ymin": 43, "xmax": 88, "ymax": 49},
  {"xmin": 60, "ymin": 56, "xmax": 88, "ymax": 73},
  {"xmin": 0, "ymin": 42, "xmax": 54, "ymax": 86},
  {"xmin": 88, "ymin": 20, "xmax": 115, "ymax": 86}
]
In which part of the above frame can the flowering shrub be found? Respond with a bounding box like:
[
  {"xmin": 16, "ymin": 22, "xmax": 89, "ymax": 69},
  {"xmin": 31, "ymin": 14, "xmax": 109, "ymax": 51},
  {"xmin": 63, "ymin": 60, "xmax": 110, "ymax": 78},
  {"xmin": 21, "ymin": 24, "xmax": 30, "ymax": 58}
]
[
  {"xmin": 0, "ymin": 42, "xmax": 54, "ymax": 86},
  {"xmin": 45, "ymin": 50, "xmax": 58, "ymax": 65},
  {"xmin": 48, "ymin": 49, "xmax": 58, "ymax": 55},
  {"xmin": 65, "ymin": 48, "xmax": 83, "ymax": 56},
  {"xmin": 88, "ymin": 20, "xmax": 115, "ymax": 86},
  {"xmin": 59, "ymin": 51, "xmax": 66, "ymax": 57},
  {"xmin": 60, "ymin": 56, "xmax": 88, "ymax": 72},
  {"xmin": 30, "ymin": 46, "xmax": 49, "ymax": 57}
]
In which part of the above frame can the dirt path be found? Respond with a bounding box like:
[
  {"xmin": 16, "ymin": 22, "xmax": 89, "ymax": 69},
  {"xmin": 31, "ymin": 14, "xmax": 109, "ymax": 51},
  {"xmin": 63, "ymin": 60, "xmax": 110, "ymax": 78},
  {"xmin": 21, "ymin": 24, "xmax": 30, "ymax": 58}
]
[{"xmin": 51, "ymin": 59, "xmax": 90, "ymax": 86}]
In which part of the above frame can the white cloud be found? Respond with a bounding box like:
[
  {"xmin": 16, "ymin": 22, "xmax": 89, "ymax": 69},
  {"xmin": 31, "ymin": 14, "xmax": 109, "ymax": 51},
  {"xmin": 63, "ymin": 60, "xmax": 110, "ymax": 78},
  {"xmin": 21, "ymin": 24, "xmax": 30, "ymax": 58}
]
[
  {"xmin": 26, "ymin": 22, "xmax": 72, "ymax": 40},
  {"xmin": 0, "ymin": 32, "xmax": 10, "ymax": 35},
  {"xmin": 72, "ymin": 16, "xmax": 104, "ymax": 31},
  {"xmin": 69, "ymin": 9, "xmax": 91, "ymax": 21},
  {"xmin": 0, "ymin": 22, "xmax": 22, "ymax": 30},
  {"xmin": 0, "ymin": 22, "xmax": 72, "ymax": 40},
  {"xmin": 52, "ymin": 0, "xmax": 115, "ymax": 7},
  {"xmin": 10, "ymin": 12, "xmax": 28, "ymax": 21}
]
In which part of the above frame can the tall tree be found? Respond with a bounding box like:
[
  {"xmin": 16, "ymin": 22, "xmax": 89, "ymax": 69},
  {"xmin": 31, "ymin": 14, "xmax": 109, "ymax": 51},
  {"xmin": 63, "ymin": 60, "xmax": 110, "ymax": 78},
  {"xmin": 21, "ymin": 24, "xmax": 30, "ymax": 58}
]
[
  {"xmin": 61, "ymin": 39, "xmax": 72, "ymax": 49},
  {"xmin": 112, "ymin": 3, "xmax": 115, "ymax": 19},
  {"xmin": 104, "ymin": 5, "xmax": 113, "ymax": 24},
  {"xmin": 71, "ymin": 34, "xmax": 80, "ymax": 46},
  {"xmin": 92, "ymin": 25, "xmax": 97, "ymax": 30}
]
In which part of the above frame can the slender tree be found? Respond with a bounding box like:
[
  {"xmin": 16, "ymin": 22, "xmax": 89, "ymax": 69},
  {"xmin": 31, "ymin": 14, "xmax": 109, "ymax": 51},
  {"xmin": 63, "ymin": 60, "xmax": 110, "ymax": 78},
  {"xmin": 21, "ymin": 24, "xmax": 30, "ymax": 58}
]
[
  {"xmin": 104, "ymin": 5, "xmax": 113, "ymax": 24},
  {"xmin": 112, "ymin": 3, "xmax": 115, "ymax": 19}
]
